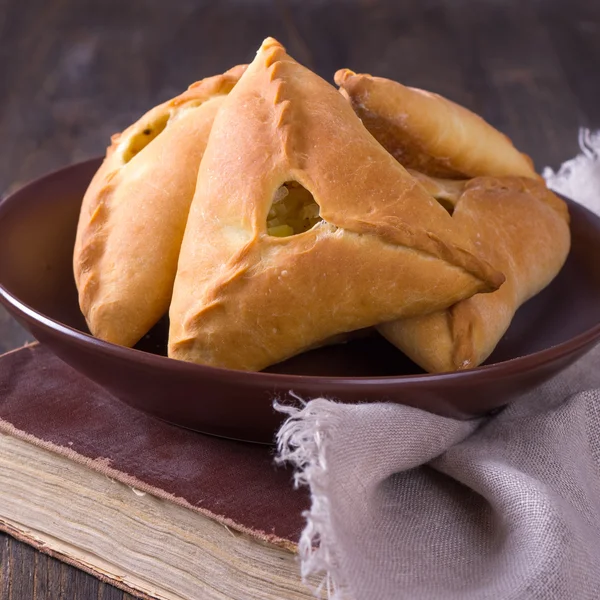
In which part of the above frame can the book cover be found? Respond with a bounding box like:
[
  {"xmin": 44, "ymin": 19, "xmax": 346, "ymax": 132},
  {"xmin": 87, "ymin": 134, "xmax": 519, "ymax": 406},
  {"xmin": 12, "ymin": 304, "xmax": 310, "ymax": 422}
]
[{"xmin": 0, "ymin": 343, "xmax": 315, "ymax": 599}]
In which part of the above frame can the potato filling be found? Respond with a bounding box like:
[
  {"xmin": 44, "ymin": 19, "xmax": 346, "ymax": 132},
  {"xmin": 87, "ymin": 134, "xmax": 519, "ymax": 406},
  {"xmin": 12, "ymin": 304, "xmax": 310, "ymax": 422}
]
[
  {"xmin": 121, "ymin": 113, "xmax": 170, "ymax": 163},
  {"xmin": 267, "ymin": 182, "xmax": 322, "ymax": 237}
]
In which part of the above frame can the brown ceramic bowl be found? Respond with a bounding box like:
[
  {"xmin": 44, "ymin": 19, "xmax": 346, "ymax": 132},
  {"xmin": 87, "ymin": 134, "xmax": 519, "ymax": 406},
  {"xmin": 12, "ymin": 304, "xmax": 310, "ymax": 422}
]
[{"xmin": 1, "ymin": 159, "xmax": 600, "ymax": 443}]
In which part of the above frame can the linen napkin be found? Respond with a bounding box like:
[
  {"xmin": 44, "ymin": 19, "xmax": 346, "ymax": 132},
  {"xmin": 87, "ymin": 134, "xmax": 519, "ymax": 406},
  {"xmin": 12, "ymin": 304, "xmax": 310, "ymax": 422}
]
[{"xmin": 276, "ymin": 130, "xmax": 600, "ymax": 600}]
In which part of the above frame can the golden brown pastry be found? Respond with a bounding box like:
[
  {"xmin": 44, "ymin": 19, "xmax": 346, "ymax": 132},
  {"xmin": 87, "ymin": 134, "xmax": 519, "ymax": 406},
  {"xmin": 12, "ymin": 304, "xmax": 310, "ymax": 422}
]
[
  {"xmin": 168, "ymin": 38, "xmax": 504, "ymax": 372},
  {"xmin": 334, "ymin": 69, "xmax": 538, "ymax": 180},
  {"xmin": 73, "ymin": 65, "xmax": 246, "ymax": 347},
  {"xmin": 379, "ymin": 175, "xmax": 571, "ymax": 372}
]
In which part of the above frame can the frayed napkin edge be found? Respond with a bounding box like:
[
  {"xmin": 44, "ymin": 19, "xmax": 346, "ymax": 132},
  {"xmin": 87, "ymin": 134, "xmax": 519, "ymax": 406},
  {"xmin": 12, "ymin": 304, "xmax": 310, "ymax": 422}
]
[
  {"xmin": 275, "ymin": 397, "xmax": 350, "ymax": 600},
  {"xmin": 543, "ymin": 128, "xmax": 600, "ymax": 214},
  {"xmin": 274, "ymin": 129, "xmax": 600, "ymax": 600}
]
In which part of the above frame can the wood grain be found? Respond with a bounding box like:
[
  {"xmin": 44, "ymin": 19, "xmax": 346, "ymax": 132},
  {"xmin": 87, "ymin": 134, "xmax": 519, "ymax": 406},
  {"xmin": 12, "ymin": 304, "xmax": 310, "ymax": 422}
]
[
  {"xmin": 0, "ymin": 534, "xmax": 136, "ymax": 599},
  {"xmin": 1, "ymin": 0, "xmax": 599, "ymax": 597}
]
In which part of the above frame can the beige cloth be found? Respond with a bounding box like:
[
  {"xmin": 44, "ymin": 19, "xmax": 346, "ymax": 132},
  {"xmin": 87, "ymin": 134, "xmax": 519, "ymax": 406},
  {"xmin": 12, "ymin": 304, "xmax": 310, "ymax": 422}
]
[{"xmin": 276, "ymin": 130, "xmax": 600, "ymax": 600}]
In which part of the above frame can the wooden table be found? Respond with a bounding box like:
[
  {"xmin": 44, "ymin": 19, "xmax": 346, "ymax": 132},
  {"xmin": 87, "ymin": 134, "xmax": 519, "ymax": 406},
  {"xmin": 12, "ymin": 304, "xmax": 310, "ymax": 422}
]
[{"xmin": 1, "ymin": 0, "xmax": 599, "ymax": 597}]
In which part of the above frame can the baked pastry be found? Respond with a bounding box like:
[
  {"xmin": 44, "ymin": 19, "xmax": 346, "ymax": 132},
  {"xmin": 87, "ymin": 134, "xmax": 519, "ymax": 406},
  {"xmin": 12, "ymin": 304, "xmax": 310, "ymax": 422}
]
[
  {"xmin": 334, "ymin": 69, "xmax": 538, "ymax": 180},
  {"xmin": 378, "ymin": 175, "xmax": 571, "ymax": 372},
  {"xmin": 168, "ymin": 38, "xmax": 504, "ymax": 372},
  {"xmin": 73, "ymin": 65, "xmax": 246, "ymax": 347}
]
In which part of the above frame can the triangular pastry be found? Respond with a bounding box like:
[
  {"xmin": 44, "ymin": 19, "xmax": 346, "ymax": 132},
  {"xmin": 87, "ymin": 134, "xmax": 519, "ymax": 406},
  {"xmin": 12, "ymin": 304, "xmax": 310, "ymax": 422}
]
[
  {"xmin": 334, "ymin": 69, "xmax": 539, "ymax": 180},
  {"xmin": 168, "ymin": 38, "xmax": 504, "ymax": 372},
  {"xmin": 73, "ymin": 65, "xmax": 246, "ymax": 347},
  {"xmin": 378, "ymin": 175, "xmax": 571, "ymax": 372}
]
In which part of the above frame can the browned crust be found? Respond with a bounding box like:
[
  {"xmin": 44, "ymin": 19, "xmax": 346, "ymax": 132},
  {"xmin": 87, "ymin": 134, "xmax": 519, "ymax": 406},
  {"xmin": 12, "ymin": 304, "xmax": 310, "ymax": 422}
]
[
  {"xmin": 330, "ymin": 215, "xmax": 504, "ymax": 292},
  {"xmin": 380, "ymin": 175, "xmax": 571, "ymax": 372},
  {"xmin": 73, "ymin": 65, "xmax": 246, "ymax": 347},
  {"xmin": 76, "ymin": 62, "xmax": 247, "ymax": 262},
  {"xmin": 168, "ymin": 38, "xmax": 505, "ymax": 371},
  {"xmin": 334, "ymin": 68, "xmax": 540, "ymax": 180},
  {"xmin": 106, "ymin": 63, "xmax": 247, "ymax": 163},
  {"xmin": 449, "ymin": 301, "xmax": 477, "ymax": 370}
]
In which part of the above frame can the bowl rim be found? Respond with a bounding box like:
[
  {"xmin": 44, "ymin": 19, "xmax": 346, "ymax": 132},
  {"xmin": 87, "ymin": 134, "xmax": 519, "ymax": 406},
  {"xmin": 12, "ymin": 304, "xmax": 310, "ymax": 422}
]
[{"xmin": 1, "ymin": 158, "xmax": 600, "ymax": 388}]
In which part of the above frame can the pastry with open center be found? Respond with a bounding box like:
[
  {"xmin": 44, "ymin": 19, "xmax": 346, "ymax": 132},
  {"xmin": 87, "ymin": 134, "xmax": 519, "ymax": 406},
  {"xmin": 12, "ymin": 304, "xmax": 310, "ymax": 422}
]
[
  {"xmin": 74, "ymin": 65, "xmax": 246, "ymax": 347},
  {"xmin": 378, "ymin": 174, "xmax": 570, "ymax": 372},
  {"xmin": 335, "ymin": 69, "xmax": 570, "ymax": 371},
  {"xmin": 167, "ymin": 38, "xmax": 504, "ymax": 372}
]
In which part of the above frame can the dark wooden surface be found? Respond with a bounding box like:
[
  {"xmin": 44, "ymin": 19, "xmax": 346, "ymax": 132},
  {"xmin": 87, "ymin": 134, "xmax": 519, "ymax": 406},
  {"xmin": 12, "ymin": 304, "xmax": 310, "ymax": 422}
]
[
  {"xmin": 1, "ymin": 0, "xmax": 600, "ymax": 597},
  {"xmin": 0, "ymin": 537, "xmax": 133, "ymax": 600}
]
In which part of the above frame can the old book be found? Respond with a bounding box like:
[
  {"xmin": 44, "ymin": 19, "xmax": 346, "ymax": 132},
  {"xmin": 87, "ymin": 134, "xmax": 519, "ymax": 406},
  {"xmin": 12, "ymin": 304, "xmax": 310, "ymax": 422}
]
[{"xmin": 0, "ymin": 343, "xmax": 321, "ymax": 600}]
